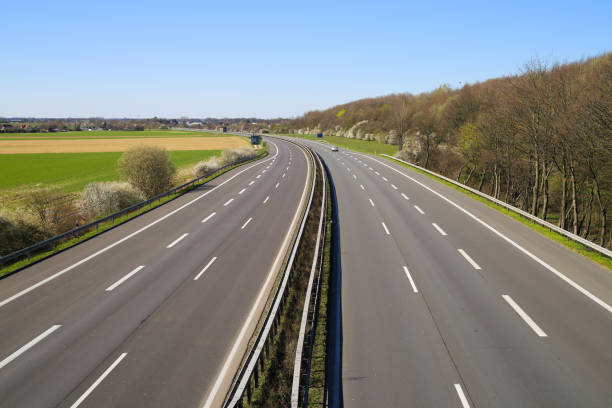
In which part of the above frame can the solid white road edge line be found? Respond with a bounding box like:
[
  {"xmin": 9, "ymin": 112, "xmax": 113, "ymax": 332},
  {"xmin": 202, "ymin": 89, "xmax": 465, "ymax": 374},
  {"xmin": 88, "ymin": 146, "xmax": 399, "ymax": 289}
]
[
  {"xmin": 241, "ymin": 217, "xmax": 253, "ymax": 230},
  {"xmin": 202, "ymin": 142, "xmax": 311, "ymax": 408},
  {"xmin": 105, "ymin": 265, "xmax": 145, "ymax": 291},
  {"xmin": 414, "ymin": 205, "xmax": 425, "ymax": 214},
  {"xmin": 0, "ymin": 143, "xmax": 279, "ymax": 309},
  {"xmin": 70, "ymin": 353, "xmax": 128, "ymax": 408},
  {"xmin": 382, "ymin": 222, "xmax": 391, "ymax": 235},
  {"xmin": 201, "ymin": 212, "xmax": 216, "ymax": 223},
  {"xmin": 0, "ymin": 325, "xmax": 62, "ymax": 370},
  {"xmin": 403, "ymin": 266, "xmax": 418, "ymax": 293},
  {"xmin": 360, "ymin": 153, "xmax": 612, "ymax": 314},
  {"xmin": 194, "ymin": 257, "xmax": 218, "ymax": 281},
  {"xmin": 432, "ymin": 223, "xmax": 448, "ymax": 236},
  {"xmin": 454, "ymin": 384, "xmax": 471, "ymax": 408},
  {"xmin": 167, "ymin": 233, "xmax": 189, "ymax": 249},
  {"xmin": 458, "ymin": 249, "xmax": 482, "ymax": 270},
  {"xmin": 502, "ymin": 295, "xmax": 548, "ymax": 337}
]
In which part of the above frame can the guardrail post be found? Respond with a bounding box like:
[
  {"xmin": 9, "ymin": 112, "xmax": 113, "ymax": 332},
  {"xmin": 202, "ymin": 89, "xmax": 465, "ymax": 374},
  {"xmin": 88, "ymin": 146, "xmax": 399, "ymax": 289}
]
[{"xmin": 254, "ymin": 359, "xmax": 259, "ymax": 387}]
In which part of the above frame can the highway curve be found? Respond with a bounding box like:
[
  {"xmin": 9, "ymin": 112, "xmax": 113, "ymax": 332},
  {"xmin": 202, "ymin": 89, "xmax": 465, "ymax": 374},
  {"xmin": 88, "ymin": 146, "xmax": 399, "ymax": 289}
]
[
  {"xmin": 0, "ymin": 138, "xmax": 310, "ymax": 408},
  {"xmin": 293, "ymin": 137, "xmax": 612, "ymax": 408}
]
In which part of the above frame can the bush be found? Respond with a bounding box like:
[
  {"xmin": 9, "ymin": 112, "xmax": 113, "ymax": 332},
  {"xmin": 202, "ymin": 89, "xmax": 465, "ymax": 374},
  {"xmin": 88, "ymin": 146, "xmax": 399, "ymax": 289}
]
[
  {"xmin": 218, "ymin": 148, "xmax": 258, "ymax": 166},
  {"xmin": 118, "ymin": 145, "xmax": 175, "ymax": 198},
  {"xmin": 193, "ymin": 156, "xmax": 221, "ymax": 178},
  {"xmin": 0, "ymin": 216, "xmax": 49, "ymax": 256},
  {"xmin": 394, "ymin": 149, "xmax": 414, "ymax": 162},
  {"xmin": 26, "ymin": 190, "xmax": 78, "ymax": 234},
  {"xmin": 79, "ymin": 181, "xmax": 145, "ymax": 220}
]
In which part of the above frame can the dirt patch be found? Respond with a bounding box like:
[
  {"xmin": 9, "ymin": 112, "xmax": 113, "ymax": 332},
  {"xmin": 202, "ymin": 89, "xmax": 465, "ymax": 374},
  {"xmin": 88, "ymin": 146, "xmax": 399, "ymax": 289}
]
[{"xmin": 0, "ymin": 137, "xmax": 250, "ymax": 154}]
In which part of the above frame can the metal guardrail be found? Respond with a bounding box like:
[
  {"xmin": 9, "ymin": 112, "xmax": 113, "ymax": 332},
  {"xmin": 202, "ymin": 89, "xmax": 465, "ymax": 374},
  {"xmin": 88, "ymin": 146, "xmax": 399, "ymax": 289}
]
[
  {"xmin": 0, "ymin": 150, "xmax": 268, "ymax": 269},
  {"xmin": 223, "ymin": 146, "xmax": 320, "ymax": 408},
  {"xmin": 381, "ymin": 154, "xmax": 612, "ymax": 259},
  {"xmin": 291, "ymin": 152, "xmax": 327, "ymax": 407}
]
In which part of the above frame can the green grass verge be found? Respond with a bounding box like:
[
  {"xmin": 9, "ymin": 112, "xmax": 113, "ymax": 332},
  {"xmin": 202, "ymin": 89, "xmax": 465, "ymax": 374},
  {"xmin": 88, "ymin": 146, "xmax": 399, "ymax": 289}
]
[
  {"xmin": 384, "ymin": 156, "xmax": 612, "ymax": 271},
  {"xmin": 282, "ymin": 133, "xmax": 398, "ymax": 156},
  {"xmin": 0, "ymin": 150, "xmax": 221, "ymax": 194},
  {"xmin": 0, "ymin": 148, "xmax": 268, "ymax": 278}
]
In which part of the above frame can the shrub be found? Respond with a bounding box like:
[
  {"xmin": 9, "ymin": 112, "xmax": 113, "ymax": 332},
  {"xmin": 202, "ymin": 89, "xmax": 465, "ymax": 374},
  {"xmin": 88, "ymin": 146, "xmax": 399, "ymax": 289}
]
[
  {"xmin": 118, "ymin": 145, "xmax": 175, "ymax": 198},
  {"xmin": 394, "ymin": 149, "xmax": 414, "ymax": 162},
  {"xmin": 218, "ymin": 148, "xmax": 258, "ymax": 166},
  {"xmin": 79, "ymin": 181, "xmax": 145, "ymax": 220},
  {"xmin": 0, "ymin": 216, "xmax": 49, "ymax": 256},
  {"xmin": 26, "ymin": 190, "xmax": 78, "ymax": 234},
  {"xmin": 193, "ymin": 156, "xmax": 221, "ymax": 178}
]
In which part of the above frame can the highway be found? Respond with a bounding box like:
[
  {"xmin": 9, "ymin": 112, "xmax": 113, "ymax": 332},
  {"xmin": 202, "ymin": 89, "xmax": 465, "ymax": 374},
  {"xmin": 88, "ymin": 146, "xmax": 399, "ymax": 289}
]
[
  {"xmin": 291, "ymin": 137, "xmax": 612, "ymax": 408},
  {"xmin": 0, "ymin": 138, "xmax": 310, "ymax": 408}
]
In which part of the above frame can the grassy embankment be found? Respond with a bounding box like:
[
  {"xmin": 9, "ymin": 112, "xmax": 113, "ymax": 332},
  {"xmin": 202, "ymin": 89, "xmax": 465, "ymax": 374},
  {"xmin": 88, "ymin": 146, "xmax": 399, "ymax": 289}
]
[{"xmin": 288, "ymin": 133, "xmax": 612, "ymax": 271}]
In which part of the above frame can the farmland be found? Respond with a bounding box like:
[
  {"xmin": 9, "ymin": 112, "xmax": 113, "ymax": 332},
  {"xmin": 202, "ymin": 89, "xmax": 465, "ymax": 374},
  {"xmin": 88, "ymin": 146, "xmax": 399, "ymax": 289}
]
[{"xmin": 0, "ymin": 130, "xmax": 249, "ymax": 207}]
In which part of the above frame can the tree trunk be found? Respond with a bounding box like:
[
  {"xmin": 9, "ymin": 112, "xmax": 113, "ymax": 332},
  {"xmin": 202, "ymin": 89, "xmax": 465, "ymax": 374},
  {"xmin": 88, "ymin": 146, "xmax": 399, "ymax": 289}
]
[
  {"xmin": 478, "ymin": 169, "xmax": 486, "ymax": 191},
  {"xmin": 570, "ymin": 167, "xmax": 579, "ymax": 235},
  {"xmin": 531, "ymin": 155, "xmax": 540, "ymax": 216},
  {"xmin": 593, "ymin": 178, "xmax": 607, "ymax": 246},
  {"xmin": 559, "ymin": 162, "xmax": 567, "ymax": 229},
  {"xmin": 464, "ymin": 165, "xmax": 476, "ymax": 185},
  {"xmin": 457, "ymin": 162, "xmax": 468, "ymax": 182},
  {"xmin": 540, "ymin": 178, "xmax": 549, "ymax": 221}
]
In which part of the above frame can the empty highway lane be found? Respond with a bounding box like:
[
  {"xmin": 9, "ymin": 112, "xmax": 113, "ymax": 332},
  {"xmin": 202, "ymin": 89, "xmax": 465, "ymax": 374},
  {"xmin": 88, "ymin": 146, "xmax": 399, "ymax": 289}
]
[
  {"xmin": 291, "ymin": 136, "xmax": 612, "ymax": 408},
  {"xmin": 0, "ymin": 138, "xmax": 310, "ymax": 408}
]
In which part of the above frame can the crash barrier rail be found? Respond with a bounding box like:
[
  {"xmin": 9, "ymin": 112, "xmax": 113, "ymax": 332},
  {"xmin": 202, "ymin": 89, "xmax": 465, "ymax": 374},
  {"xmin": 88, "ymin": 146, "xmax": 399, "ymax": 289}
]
[
  {"xmin": 291, "ymin": 152, "xmax": 327, "ymax": 407},
  {"xmin": 0, "ymin": 150, "xmax": 268, "ymax": 270},
  {"xmin": 223, "ymin": 148, "xmax": 325, "ymax": 407},
  {"xmin": 381, "ymin": 154, "xmax": 612, "ymax": 259}
]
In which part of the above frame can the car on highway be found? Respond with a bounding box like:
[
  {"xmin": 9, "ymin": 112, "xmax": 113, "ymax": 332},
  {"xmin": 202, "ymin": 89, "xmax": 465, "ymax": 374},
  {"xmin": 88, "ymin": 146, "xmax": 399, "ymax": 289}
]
[{"xmin": 331, "ymin": 146, "xmax": 339, "ymax": 151}]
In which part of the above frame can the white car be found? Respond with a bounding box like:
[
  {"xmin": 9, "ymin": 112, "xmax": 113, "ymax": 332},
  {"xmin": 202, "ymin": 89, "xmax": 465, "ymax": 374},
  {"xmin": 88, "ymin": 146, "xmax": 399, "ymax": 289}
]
[{"xmin": 331, "ymin": 146, "xmax": 339, "ymax": 152}]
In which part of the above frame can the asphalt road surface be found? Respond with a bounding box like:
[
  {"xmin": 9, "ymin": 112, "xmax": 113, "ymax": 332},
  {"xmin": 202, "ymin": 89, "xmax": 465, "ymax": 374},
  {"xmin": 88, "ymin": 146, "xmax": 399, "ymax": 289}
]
[
  {"xmin": 291, "ymin": 137, "xmax": 612, "ymax": 408},
  {"xmin": 0, "ymin": 138, "xmax": 310, "ymax": 408}
]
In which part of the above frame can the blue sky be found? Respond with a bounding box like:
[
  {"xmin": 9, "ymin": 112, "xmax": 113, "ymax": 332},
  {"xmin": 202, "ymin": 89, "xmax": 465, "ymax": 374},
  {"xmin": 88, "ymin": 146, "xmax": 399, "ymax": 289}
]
[{"xmin": 2, "ymin": 0, "xmax": 610, "ymax": 118}]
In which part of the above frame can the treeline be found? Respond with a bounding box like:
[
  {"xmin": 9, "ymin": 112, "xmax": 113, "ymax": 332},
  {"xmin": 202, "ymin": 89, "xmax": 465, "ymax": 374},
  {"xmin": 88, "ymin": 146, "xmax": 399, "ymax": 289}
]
[
  {"xmin": 285, "ymin": 53, "xmax": 612, "ymax": 248},
  {"xmin": 0, "ymin": 117, "xmax": 284, "ymax": 133}
]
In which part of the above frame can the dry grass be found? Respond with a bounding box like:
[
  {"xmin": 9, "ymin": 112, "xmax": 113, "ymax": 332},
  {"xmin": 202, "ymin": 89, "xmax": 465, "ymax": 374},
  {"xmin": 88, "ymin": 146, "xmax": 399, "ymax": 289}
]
[{"xmin": 0, "ymin": 137, "xmax": 250, "ymax": 154}]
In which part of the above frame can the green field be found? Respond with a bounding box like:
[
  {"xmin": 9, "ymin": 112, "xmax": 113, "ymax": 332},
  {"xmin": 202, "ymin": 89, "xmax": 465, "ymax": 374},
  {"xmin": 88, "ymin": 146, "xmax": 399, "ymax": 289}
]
[
  {"xmin": 283, "ymin": 133, "xmax": 398, "ymax": 155},
  {"xmin": 0, "ymin": 150, "xmax": 220, "ymax": 203},
  {"xmin": 0, "ymin": 130, "xmax": 228, "ymax": 140}
]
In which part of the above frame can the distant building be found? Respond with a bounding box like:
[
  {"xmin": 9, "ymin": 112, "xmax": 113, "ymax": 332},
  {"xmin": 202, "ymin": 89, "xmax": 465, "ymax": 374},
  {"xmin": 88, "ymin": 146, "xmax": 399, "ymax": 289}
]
[{"xmin": 187, "ymin": 121, "xmax": 204, "ymax": 127}]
